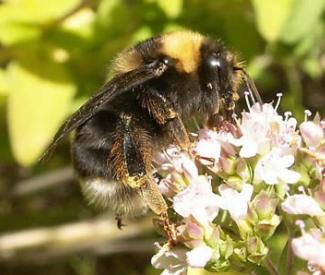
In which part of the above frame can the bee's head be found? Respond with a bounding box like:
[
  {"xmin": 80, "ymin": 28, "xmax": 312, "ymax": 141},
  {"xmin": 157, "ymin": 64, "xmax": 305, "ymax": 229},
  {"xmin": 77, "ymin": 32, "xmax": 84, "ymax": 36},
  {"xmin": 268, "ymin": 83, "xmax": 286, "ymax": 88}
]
[
  {"xmin": 197, "ymin": 38, "xmax": 244, "ymax": 112},
  {"xmin": 113, "ymin": 31, "xmax": 259, "ymax": 115}
]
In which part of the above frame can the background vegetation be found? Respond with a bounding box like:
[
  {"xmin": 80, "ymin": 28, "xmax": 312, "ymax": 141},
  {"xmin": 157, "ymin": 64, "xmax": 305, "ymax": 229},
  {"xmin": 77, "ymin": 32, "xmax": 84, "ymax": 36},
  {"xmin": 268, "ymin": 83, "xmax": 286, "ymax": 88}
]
[{"xmin": 0, "ymin": 0, "xmax": 324, "ymax": 274}]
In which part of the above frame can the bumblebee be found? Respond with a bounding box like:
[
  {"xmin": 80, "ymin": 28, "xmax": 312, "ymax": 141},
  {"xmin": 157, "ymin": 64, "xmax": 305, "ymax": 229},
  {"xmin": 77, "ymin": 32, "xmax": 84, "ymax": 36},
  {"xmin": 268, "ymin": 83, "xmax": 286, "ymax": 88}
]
[{"xmin": 42, "ymin": 31, "xmax": 261, "ymax": 240}]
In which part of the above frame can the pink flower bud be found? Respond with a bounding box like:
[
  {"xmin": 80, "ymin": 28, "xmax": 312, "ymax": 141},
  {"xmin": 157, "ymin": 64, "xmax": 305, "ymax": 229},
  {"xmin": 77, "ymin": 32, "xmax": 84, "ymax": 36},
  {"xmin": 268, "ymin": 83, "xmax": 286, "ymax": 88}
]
[
  {"xmin": 251, "ymin": 191, "xmax": 278, "ymax": 219},
  {"xmin": 300, "ymin": 121, "xmax": 324, "ymax": 149},
  {"xmin": 186, "ymin": 218, "xmax": 204, "ymax": 240}
]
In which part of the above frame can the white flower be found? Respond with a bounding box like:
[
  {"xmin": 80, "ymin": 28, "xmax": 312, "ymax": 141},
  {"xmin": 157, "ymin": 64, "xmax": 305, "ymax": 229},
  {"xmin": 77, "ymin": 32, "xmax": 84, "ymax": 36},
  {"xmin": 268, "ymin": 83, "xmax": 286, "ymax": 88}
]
[
  {"xmin": 154, "ymin": 145, "xmax": 198, "ymax": 180},
  {"xmin": 194, "ymin": 129, "xmax": 221, "ymax": 160},
  {"xmin": 173, "ymin": 176, "xmax": 219, "ymax": 226},
  {"xmin": 233, "ymin": 103, "xmax": 282, "ymax": 158},
  {"xmin": 292, "ymin": 229, "xmax": 325, "ymax": 272},
  {"xmin": 179, "ymin": 156, "xmax": 199, "ymax": 179},
  {"xmin": 272, "ymin": 116, "xmax": 301, "ymax": 155},
  {"xmin": 282, "ymin": 194, "xmax": 325, "ymax": 216},
  {"xmin": 151, "ymin": 243, "xmax": 188, "ymax": 275},
  {"xmin": 254, "ymin": 149, "xmax": 300, "ymax": 185},
  {"xmin": 233, "ymin": 102, "xmax": 300, "ymax": 158},
  {"xmin": 186, "ymin": 244, "xmax": 213, "ymax": 268},
  {"xmin": 167, "ymin": 147, "xmax": 199, "ymax": 179},
  {"xmin": 216, "ymin": 183, "xmax": 253, "ymax": 221}
]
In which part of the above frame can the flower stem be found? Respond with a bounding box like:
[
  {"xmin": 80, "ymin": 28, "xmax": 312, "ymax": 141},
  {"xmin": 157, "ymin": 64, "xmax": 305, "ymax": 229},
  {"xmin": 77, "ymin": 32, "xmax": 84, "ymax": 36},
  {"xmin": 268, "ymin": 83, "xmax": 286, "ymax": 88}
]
[
  {"xmin": 265, "ymin": 258, "xmax": 279, "ymax": 275},
  {"xmin": 279, "ymin": 207, "xmax": 295, "ymax": 275},
  {"xmin": 287, "ymin": 229, "xmax": 294, "ymax": 275}
]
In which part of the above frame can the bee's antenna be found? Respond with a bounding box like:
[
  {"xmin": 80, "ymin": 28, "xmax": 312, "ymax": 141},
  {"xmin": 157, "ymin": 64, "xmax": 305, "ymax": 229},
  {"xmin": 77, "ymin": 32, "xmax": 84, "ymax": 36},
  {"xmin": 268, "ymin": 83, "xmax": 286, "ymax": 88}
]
[{"xmin": 241, "ymin": 70, "xmax": 263, "ymax": 105}]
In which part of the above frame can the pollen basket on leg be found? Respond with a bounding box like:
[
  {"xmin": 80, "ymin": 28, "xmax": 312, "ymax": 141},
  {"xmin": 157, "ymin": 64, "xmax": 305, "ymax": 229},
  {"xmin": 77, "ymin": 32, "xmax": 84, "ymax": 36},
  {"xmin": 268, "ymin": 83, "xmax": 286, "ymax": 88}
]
[
  {"xmin": 110, "ymin": 112, "xmax": 153, "ymax": 188},
  {"xmin": 161, "ymin": 32, "xmax": 203, "ymax": 73}
]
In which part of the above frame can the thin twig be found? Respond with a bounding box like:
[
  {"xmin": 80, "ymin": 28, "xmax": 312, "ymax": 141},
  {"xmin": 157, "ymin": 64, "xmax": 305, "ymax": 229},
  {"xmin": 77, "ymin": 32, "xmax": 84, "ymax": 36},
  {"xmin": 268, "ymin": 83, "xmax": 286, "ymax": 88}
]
[
  {"xmin": 94, "ymin": 239, "xmax": 161, "ymax": 255},
  {"xmin": 44, "ymin": 0, "xmax": 93, "ymax": 30},
  {"xmin": 11, "ymin": 166, "xmax": 74, "ymax": 197},
  {"xmin": 0, "ymin": 216, "xmax": 153, "ymax": 263}
]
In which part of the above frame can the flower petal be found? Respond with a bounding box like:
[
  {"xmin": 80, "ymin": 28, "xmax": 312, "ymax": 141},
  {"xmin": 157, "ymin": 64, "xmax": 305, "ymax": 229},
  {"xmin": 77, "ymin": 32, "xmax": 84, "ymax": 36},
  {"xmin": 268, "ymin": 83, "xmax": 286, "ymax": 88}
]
[
  {"xmin": 282, "ymin": 194, "xmax": 325, "ymax": 216},
  {"xmin": 186, "ymin": 244, "xmax": 213, "ymax": 268},
  {"xmin": 279, "ymin": 169, "xmax": 300, "ymax": 184}
]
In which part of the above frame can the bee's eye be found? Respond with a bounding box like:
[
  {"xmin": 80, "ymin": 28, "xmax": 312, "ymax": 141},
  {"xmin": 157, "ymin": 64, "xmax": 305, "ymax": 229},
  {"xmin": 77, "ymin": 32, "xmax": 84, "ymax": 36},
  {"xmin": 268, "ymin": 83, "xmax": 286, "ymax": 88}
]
[
  {"xmin": 207, "ymin": 56, "xmax": 226, "ymax": 71},
  {"xmin": 161, "ymin": 56, "xmax": 176, "ymax": 66},
  {"xmin": 162, "ymin": 57, "xmax": 170, "ymax": 65}
]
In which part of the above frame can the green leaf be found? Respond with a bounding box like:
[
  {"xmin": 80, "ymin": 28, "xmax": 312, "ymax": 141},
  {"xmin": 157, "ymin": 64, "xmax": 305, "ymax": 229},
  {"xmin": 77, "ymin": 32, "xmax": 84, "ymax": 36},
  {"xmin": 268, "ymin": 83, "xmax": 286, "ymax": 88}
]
[
  {"xmin": 97, "ymin": 0, "xmax": 126, "ymax": 29},
  {"xmin": 95, "ymin": 0, "xmax": 133, "ymax": 39},
  {"xmin": 251, "ymin": 0, "xmax": 294, "ymax": 42},
  {"xmin": 0, "ymin": 23, "xmax": 42, "ymax": 46},
  {"xmin": 7, "ymin": 57, "xmax": 76, "ymax": 166},
  {"xmin": 280, "ymin": 0, "xmax": 325, "ymax": 43},
  {"xmin": 0, "ymin": 0, "xmax": 80, "ymax": 45},
  {"xmin": 157, "ymin": 0, "xmax": 183, "ymax": 18},
  {"xmin": 293, "ymin": 23, "xmax": 324, "ymax": 57}
]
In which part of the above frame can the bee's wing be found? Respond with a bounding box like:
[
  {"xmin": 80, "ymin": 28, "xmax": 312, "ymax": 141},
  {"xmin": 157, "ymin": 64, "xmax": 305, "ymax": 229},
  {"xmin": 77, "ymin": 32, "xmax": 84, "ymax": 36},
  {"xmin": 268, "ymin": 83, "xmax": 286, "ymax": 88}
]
[{"xmin": 40, "ymin": 61, "xmax": 168, "ymax": 162}]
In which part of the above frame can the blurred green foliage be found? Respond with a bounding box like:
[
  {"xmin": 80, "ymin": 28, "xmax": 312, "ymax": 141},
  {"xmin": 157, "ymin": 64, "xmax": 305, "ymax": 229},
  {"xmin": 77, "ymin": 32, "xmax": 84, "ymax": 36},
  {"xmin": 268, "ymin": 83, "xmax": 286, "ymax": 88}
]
[{"xmin": 0, "ymin": 0, "xmax": 324, "ymax": 274}]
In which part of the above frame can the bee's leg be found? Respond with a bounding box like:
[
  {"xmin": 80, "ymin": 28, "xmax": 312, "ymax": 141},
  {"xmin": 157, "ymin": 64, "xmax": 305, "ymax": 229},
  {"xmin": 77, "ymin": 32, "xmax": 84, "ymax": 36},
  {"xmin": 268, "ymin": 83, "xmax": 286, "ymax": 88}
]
[
  {"xmin": 140, "ymin": 177, "xmax": 176, "ymax": 246},
  {"xmin": 206, "ymin": 111, "xmax": 236, "ymax": 134},
  {"xmin": 72, "ymin": 111, "xmax": 148, "ymax": 220},
  {"xmin": 115, "ymin": 215, "xmax": 126, "ymax": 230},
  {"xmin": 206, "ymin": 112, "xmax": 224, "ymax": 129},
  {"xmin": 165, "ymin": 117, "xmax": 190, "ymax": 151},
  {"xmin": 111, "ymin": 113, "xmax": 177, "ymax": 245},
  {"xmin": 137, "ymin": 88, "xmax": 190, "ymax": 150}
]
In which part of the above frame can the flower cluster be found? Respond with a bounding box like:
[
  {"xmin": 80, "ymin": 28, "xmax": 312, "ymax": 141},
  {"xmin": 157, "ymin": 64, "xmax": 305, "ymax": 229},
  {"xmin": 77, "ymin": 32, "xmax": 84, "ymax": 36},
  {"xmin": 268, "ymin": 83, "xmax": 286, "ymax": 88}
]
[{"xmin": 151, "ymin": 94, "xmax": 325, "ymax": 274}]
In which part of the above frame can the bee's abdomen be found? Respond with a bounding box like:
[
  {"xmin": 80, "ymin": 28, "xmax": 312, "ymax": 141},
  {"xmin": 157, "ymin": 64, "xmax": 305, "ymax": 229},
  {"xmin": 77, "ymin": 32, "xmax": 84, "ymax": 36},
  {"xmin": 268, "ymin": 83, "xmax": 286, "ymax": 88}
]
[
  {"xmin": 71, "ymin": 110, "xmax": 118, "ymax": 179},
  {"xmin": 80, "ymin": 178, "xmax": 147, "ymax": 215},
  {"xmin": 71, "ymin": 104, "xmax": 155, "ymax": 215}
]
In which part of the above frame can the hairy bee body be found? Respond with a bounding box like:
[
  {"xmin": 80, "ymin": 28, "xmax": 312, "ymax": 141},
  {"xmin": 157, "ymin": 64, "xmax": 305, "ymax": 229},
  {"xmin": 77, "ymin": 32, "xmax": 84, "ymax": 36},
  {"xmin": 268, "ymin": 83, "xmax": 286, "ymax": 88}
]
[
  {"xmin": 42, "ymin": 31, "xmax": 256, "ymax": 221},
  {"xmin": 72, "ymin": 92, "xmax": 159, "ymax": 215}
]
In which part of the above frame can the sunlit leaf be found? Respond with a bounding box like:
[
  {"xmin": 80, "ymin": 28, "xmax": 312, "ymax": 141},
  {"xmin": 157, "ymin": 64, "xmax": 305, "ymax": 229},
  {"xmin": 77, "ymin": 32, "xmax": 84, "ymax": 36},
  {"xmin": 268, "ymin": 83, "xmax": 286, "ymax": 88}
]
[
  {"xmin": 302, "ymin": 58, "xmax": 322, "ymax": 78},
  {"xmin": 1, "ymin": 0, "xmax": 80, "ymax": 23},
  {"xmin": 157, "ymin": 0, "xmax": 183, "ymax": 18},
  {"xmin": 251, "ymin": 0, "xmax": 294, "ymax": 42},
  {"xmin": 0, "ymin": 69, "xmax": 9, "ymax": 96},
  {"xmin": 163, "ymin": 23, "xmax": 185, "ymax": 33},
  {"xmin": 7, "ymin": 57, "xmax": 76, "ymax": 166},
  {"xmin": 62, "ymin": 7, "xmax": 95, "ymax": 40},
  {"xmin": 280, "ymin": 0, "xmax": 325, "ymax": 43},
  {"xmin": 0, "ymin": 0, "xmax": 80, "ymax": 45},
  {"xmin": 131, "ymin": 26, "xmax": 153, "ymax": 43}
]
